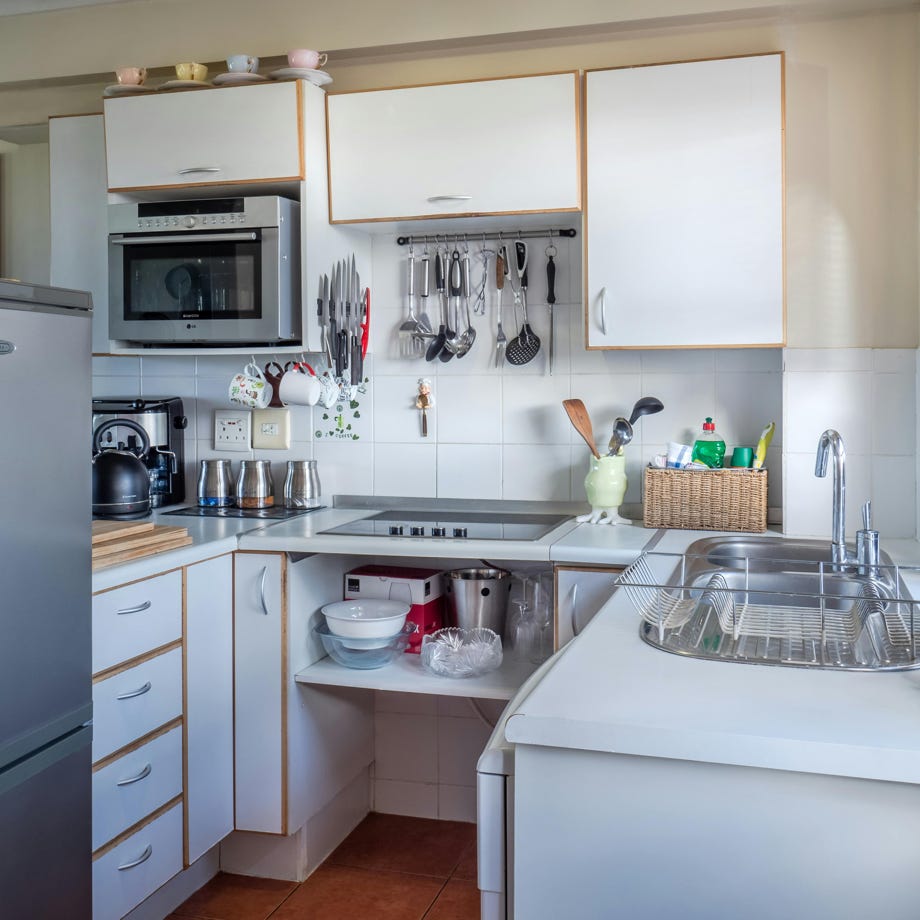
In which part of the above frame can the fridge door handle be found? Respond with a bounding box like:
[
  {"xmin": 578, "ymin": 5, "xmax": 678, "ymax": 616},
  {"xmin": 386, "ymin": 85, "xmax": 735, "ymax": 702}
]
[
  {"xmin": 117, "ymin": 845, "xmax": 153, "ymax": 871},
  {"xmin": 259, "ymin": 566, "xmax": 270, "ymax": 616},
  {"xmin": 116, "ymin": 600, "xmax": 152, "ymax": 615},
  {"xmin": 116, "ymin": 763, "xmax": 152, "ymax": 787},
  {"xmin": 116, "ymin": 681, "xmax": 152, "ymax": 701}
]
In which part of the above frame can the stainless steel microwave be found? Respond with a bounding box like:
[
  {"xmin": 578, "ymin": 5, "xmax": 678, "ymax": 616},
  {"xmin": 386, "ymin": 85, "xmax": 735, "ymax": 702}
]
[{"xmin": 108, "ymin": 196, "xmax": 300, "ymax": 345}]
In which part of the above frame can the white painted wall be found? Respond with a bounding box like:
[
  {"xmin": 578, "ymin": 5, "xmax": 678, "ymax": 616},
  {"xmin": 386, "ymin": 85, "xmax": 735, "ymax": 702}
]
[{"xmin": 0, "ymin": 141, "xmax": 50, "ymax": 284}]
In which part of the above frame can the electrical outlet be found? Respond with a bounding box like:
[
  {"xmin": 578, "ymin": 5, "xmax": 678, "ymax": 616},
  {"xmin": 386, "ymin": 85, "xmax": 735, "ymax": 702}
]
[
  {"xmin": 252, "ymin": 408, "xmax": 291, "ymax": 449},
  {"xmin": 214, "ymin": 409, "xmax": 252, "ymax": 451}
]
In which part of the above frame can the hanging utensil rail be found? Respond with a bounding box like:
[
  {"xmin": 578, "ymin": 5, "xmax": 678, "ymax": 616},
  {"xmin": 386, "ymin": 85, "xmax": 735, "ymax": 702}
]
[{"xmin": 396, "ymin": 228, "xmax": 577, "ymax": 246}]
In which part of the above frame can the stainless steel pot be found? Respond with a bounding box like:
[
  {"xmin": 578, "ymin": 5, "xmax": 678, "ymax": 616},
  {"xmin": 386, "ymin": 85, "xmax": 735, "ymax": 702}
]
[
  {"xmin": 445, "ymin": 567, "xmax": 513, "ymax": 634},
  {"xmin": 236, "ymin": 459, "xmax": 273, "ymax": 508},
  {"xmin": 283, "ymin": 460, "xmax": 321, "ymax": 508}
]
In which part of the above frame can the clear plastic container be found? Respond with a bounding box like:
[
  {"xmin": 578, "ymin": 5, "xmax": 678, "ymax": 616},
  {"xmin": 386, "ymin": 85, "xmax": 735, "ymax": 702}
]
[{"xmin": 691, "ymin": 417, "xmax": 726, "ymax": 469}]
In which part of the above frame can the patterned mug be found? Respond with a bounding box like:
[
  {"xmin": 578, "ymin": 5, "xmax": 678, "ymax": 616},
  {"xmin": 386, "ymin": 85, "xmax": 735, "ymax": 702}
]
[{"xmin": 229, "ymin": 362, "xmax": 273, "ymax": 409}]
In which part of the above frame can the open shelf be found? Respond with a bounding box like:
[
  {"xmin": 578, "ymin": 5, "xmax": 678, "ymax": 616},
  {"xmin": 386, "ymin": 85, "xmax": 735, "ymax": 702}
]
[{"xmin": 294, "ymin": 653, "xmax": 538, "ymax": 700}]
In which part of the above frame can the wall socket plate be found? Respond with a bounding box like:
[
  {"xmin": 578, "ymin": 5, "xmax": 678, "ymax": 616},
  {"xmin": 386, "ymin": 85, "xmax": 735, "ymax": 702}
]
[
  {"xmin": 214, "ymin": 409, "xmax": 252, "ymax": 451},
  {"xmin": 252, "ymin": 408, "xmax": 291, "ymax": 450}
]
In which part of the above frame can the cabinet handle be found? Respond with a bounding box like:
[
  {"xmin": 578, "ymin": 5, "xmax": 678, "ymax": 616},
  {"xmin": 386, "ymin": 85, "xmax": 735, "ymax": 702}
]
[
  {"xmin": 117, "ymin": 844, "xmax": 152, "ymax": 871},
  {"xmin": 426, "ymin": 195, "xmax": 473, "ymax": 203},
  {"xmin": 259, "ymin": 566, "xmax": 270, "ymax": 616},
  {"xmin": 177, "ymin": 166, "xmax": 222, "ymax": 175},
  {"xmin": 570, "ymin": 583, "xmax": 580, "ymax": 637},
  {"xmin": 116, "ymin": 600, "xmax": 151, "ymax": 615},
  {"xmin": 116, "ymin": 763, "xmax": 152, "ymax": 787},
  {"xmin": 113, "ymin": 232, "xmax": 257, "ymax": 246},
  {"xmin": 599, "ymin": 287, "xmax": 608, "ymax": 336},
  {"xmin": 116, "ymin": 681, "xmax": 152, "ymax": 701}
]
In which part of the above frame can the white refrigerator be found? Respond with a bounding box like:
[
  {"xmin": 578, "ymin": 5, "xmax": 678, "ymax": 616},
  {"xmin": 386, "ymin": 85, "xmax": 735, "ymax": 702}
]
[{"xmin": 0, "ymin": 280, "xmax": 93, "ymax": 917}]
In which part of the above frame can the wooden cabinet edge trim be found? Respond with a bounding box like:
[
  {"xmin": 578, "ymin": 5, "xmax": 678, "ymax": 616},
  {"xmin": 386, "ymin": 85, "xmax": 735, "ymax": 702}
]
[
  {"xmin": 583, "ymin": 50, "xmax": 784, "ymax": 77},
  {"xmin": 93, "ymin": 638, "xmax": 182, "ymax": 682},
  {"xmin": 92, "ymin": 716, "xmax": 183, "ymax": 772},
  {"xmin": 49, "ymin": 111, "xmax": 103, "ymax": 120},
  {"xmin": 107, "ymin": 175, "xmax": 303, "ymax": 193},
  {"xmin": 330, "ymin": 206, "xmax": 582, "ymax": 226},
  {"xmin": 584, "ymin": 341, "xmax": 787, "ymax": 350},
  {"xmin": 181, "ymin": 569, "xmax": 190, "ymax": 867},
  {"xmin": 92, "ymin": 794, "xmax": 183, "ymax": 860},
  {"xmin": 281, "ymin": 555, "xmax": 289, "ymax": 837},
  {"xmin": 325, "ymin": 68, "xmax": 581, "ymax": 98}
]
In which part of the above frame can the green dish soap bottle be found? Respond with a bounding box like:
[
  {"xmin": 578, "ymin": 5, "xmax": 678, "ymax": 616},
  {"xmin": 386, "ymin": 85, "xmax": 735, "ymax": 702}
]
[{"xmin": 691, "ymin": 417, "xmax": 726, "ymax": 469}]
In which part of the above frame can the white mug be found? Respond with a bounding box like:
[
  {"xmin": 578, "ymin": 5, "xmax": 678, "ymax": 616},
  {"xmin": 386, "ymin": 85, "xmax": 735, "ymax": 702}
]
[
  {"xmin": 279, "ymin": 364, "xmax": 322, "ymax": 406},
  {"xmin": 229, "ymin": 362, "xmax": 273, "ymax": 409},
  {"xmin": 317, "ymin": 373, "xmax": 339, "ymax": 409}
]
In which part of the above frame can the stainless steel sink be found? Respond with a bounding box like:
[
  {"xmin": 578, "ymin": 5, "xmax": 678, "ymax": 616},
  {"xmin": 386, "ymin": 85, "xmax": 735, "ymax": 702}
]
[{"xmin": 629, "ymin": 536, "xmax": 918, "ymax": 671}]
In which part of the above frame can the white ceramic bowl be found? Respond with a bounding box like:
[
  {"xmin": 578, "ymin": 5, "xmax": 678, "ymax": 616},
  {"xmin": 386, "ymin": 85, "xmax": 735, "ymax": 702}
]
[{"xmin": 321, "ymin": 600, "xmax": 410, "ymax": 641}]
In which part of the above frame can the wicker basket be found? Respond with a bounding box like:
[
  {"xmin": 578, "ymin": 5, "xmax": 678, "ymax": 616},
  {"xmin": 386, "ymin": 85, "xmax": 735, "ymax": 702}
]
[{"xmin": 643, "ymin": 467, "xmax": 767, "ymax": 532}]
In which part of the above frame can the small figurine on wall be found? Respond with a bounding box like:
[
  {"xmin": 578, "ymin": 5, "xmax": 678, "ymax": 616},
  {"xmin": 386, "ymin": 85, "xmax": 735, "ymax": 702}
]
[{"xmin": 416, "ymin": 378, "xmax": 433, "ymax": 437}]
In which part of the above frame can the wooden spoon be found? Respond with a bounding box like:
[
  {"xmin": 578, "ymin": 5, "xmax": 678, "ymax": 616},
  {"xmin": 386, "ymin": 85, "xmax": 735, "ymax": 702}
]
[{"xmin": 563, "ymin": 398, "xmax": 600, "ymax": 459}]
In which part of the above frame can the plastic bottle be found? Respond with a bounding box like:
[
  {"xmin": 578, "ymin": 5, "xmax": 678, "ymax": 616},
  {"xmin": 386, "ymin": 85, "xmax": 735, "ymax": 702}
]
[{"xmin": 691, "ymin": 417, "xmax": 726, "ymax": 469}]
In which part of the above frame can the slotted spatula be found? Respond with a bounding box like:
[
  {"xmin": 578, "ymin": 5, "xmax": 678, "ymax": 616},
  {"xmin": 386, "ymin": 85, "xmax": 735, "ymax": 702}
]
[{"xmin": 506, "ymin": 240, "xmax": 541, "ymax": 366}]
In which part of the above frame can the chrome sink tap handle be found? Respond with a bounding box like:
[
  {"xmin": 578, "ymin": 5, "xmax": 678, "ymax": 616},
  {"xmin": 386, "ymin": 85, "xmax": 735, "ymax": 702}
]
[{"xmin": 815, "ymin": 429, "xmax": 850, "ymax": 567}]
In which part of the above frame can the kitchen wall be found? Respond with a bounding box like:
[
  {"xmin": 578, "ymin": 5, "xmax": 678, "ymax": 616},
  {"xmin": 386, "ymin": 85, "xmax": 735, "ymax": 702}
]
[{"xmin": 0, "ymin": 140, "xmax": 50, "ymax": 284}]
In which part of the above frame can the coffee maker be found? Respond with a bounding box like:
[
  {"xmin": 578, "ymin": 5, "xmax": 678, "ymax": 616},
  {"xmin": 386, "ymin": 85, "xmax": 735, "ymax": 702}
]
[{"xmin": 91, "ymin": 397, "xmax": 188, "ymax": 508}]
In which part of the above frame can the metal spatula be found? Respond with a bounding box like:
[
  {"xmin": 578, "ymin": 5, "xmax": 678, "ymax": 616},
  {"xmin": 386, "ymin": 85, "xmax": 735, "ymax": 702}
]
[{"xmin": 506, "ymin": 240, "xmax": 541, "ymax": 366}]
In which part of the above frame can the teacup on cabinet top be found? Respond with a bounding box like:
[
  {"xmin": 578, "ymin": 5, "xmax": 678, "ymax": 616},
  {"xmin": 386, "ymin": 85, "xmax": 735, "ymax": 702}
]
[{"xmin": 175, "ymin": 62, "xmax": 207, "ymax": 82}]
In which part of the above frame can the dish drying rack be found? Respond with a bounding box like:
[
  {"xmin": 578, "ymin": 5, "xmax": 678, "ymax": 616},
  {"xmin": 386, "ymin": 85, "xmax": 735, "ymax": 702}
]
[{"xmin": 619, "ymin": 551, "xmax": 920, "ymax": 671}]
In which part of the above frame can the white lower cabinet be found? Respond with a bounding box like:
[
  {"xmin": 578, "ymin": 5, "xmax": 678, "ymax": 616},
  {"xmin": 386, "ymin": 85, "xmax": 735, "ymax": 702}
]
[
  {"xmin": 554, "ymin": 566, "xmax": 623, "ymax": 649},
  {"xmin": 92, "ymin": 801, "xmax": 183, "ymax": 920},
  {"xmin": 92, "ymin": 725, "xmax": 183, "ymax": 852},
  {"xmin": 185, "ymin": 554, "xmax": 234, "ymax": 863}
]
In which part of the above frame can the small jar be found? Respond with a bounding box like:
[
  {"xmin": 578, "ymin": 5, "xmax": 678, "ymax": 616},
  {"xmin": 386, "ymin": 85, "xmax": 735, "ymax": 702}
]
[
  {"xmin": 197, "ymin": 459, "xmax": 234, "ymax": 507},
  {"xmin": 283, "ymin": 459, "xmax": 321, "ymax": 508},
  {"xmin": 236, "ymin": 459, "xmax": 274, "ymax": 508}
]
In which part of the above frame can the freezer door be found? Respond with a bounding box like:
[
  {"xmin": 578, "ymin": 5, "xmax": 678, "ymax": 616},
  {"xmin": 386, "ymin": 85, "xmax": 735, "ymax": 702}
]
[
  {"xmin": 0, "ymin": 725, "xmax": 91, "ymax": 918},
  {"xmin": 0, "ymin": 295, "xmax": 92, "ymax": 766}
]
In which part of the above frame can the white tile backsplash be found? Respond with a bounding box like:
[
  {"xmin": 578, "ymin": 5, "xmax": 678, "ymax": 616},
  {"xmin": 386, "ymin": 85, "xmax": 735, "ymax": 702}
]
[
  {"xmin": 436, "ymin": 444, "xmax": 502, "ymax": 499},
  {"xmin": 373, "ymin": 712, "xmax": 438, "ymax": 784}
]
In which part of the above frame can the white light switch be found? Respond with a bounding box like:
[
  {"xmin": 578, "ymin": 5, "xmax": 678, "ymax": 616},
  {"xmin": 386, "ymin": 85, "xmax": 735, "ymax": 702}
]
[
  {"xmin": 252, "ymin": 408, "xmax": 291, "ymax": 449},
  {"xmin": 214, "ymin": 409, "xmax": 251, "ymax": 451}
]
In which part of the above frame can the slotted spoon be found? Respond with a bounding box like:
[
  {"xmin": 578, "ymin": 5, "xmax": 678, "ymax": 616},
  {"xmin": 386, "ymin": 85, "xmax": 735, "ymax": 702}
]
[{"xmin": 506, "ymin": 240, "xmax": 541, "ymax": 366}]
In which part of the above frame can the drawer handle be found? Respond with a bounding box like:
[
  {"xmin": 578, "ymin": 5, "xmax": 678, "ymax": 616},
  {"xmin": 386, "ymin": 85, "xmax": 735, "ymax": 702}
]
[
  {"xmin": 570, "ymin": 583, "xmax": 580, "ymax": 638},
  {"xmin": 259, "ymin": 566, "xmax": 269, "ymax": 617},
  {"xmin": 116, "ymin": 681, "xmax": 152, "ymax": 701},
  {"xmin": 116, "ymin": 600, "xmax": 151, "ymax": 615},
  {"xmin": 116, "ymin": 763, "xmax": 152, "ymax": 787},
  {"xmin": 177, "ymin": 166, "xmax": 222, "ymax": 175},
  {"xmin": 599, "ymin": 287, "xmax": 608, "ymax": 336},
  {"xmin": 117, "ymin": 844, "xmax": 152, "ymax": 871},
  {"xmin": 426, "ymin": 195, "xmax": 473, "ymax": 203}
]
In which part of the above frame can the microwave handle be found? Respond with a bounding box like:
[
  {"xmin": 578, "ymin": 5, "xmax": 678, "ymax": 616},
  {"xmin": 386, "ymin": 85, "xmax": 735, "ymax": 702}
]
[{"xmin": 111, "ymin": 232, "xmax": 258, "ymax": 245}]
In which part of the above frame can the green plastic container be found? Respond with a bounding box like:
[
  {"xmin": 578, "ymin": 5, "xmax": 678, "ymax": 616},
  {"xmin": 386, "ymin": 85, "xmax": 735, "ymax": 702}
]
[{"xmin": 691, "ymin": 417, "xmax": 726, "ymax": 469}]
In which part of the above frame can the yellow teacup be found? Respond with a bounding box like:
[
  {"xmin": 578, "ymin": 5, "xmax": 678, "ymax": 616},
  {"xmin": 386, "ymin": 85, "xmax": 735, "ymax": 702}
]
[{"xmin": 176, "ymin": 62, "xmax": 207, "ymax": 82}]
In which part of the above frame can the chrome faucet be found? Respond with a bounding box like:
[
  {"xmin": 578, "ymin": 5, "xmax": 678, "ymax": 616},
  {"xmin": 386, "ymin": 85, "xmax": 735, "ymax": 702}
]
[{"xmin": 814, "ymin": 429, "xmax": 850, "ymax": 567}]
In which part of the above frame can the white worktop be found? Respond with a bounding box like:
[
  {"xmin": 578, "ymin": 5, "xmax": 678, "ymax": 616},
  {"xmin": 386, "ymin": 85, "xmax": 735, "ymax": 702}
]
[{"xmin": 506, "ymin": 528, "xmax": 920, "ymax": 785}]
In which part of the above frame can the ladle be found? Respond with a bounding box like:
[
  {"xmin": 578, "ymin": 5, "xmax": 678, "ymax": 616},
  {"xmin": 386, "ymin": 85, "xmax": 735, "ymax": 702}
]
[
  {"xmin": 628, "ymin": 396, "xmax": 664, "ymax": 426},
  {"xmin": 563, "ymin": 399, "xmax": 601, "ymax": 459},
  {"xmin": 607, "ymin": 416, "xmax": 633, "ymax": 456}
]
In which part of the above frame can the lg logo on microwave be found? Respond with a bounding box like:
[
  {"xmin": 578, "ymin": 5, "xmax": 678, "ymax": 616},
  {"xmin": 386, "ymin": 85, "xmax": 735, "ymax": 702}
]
[{"xmin": 0, "ymin": 341, "xmax": 15, "ymax": 355}]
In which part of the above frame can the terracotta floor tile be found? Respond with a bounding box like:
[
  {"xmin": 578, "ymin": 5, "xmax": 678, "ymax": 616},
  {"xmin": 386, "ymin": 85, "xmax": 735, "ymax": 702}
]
[
  {"xmin": 171, "ymin": 871, "xmax": 297, "ymax": 920},
  {"xmin": 451, "ymin": 842, "xmax": 477, "ymax": 881},
  {"xmin": 422, "ymin": 879, "xmax": 480, "ymax": 920},
  {"xmin": 328, "ymin": 813, "xmax": 476, "ymax": 879},
  {"xmin": 270, "ymin": 865, "xmax": 443, "ymax": 920}
]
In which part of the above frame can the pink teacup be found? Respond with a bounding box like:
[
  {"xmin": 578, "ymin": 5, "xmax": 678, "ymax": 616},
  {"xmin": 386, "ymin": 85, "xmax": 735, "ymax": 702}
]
[
  {"xmin": 115, "ymin": 66, "xmax": 147, "ymax": 86},
  {"xmin": 287, "ymin": 49, "xmax": 328, "ymax": 70}
]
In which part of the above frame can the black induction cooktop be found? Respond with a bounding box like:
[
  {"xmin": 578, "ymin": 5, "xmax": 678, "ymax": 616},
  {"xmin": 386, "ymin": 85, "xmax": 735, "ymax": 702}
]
[{"xmin": 163, "ymin": 505, "xmax": 325, "ymax": 520}]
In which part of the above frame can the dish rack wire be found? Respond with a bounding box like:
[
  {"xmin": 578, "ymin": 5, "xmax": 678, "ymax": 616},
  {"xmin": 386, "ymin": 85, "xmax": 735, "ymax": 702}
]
[{"xmin": 618, "ymin": 551, "xmax": 920, "ymax": 670}]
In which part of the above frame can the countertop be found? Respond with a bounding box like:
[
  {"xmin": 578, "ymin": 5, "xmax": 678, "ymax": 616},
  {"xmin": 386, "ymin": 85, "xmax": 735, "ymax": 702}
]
[{"xmin": 505, "ymin": 527, "xmax": 920, "ymax": 785}]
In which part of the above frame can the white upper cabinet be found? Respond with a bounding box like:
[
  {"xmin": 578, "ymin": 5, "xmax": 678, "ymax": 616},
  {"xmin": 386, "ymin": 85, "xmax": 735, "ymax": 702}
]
[
  {"xmin": 327, "ymin": 72, "xmax": 581, "ymax": 222},
  {"xmin": 103, "ymin": 82, "xmax": 304, "ymax": 191},
  {"xmin": 585, "ymin": 54, "xmax": 784, "ymax": 348}
]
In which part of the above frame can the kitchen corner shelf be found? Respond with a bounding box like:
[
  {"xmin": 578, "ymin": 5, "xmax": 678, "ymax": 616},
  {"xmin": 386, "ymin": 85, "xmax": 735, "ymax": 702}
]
[{"xmin": 295, "ymin": 653, "xmax": 538, "ymax": 700}]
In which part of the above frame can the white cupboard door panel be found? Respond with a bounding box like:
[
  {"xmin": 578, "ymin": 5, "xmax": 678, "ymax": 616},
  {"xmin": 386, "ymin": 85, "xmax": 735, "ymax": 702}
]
[
  {"xmin": 92, "ymin": 801, "xmax": 183, "ymax": 920},
  {"xmin": 586, "ymin": 54, "xmax": 784, "ymax": 348},
  {"xmin": 328, "ymin": 73, "xmax": 580, "ymax": 221},
  {"xmin": 554, "ymin": 567, "xmax": 622, "ymax": 650},
  {"xmin": 92, "ymin": 648, "xmax": 183, "ymax": 762},
  {"xmin": 234, "ymin": 553, "xmax": 284, "ymax": 834},
  {"xmin": 104, "ymin": 82, "xmax": 302, "ymax": 190},
  {"xmin": 93, "ymin": 571, "xmax": 182, "ymax": 675},
  {"xmin": 92, "ymin": 725, "xmax": 183, "ymax": 851},
  {"xmin": 185, "ymin": 554, "xmax": 234, "ymax": 863}
]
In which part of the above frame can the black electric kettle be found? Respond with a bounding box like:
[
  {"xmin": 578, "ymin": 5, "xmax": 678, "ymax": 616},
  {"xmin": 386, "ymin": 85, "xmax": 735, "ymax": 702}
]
[{"xmin": 92, "ymin": 419, "xmax": 152, "ymax": 519}]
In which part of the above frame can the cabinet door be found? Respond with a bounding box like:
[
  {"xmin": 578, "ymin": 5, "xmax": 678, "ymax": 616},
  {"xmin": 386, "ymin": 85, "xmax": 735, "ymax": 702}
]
[
  {"xmin": 49, "ymin": 114, "xmax": 109, "ymax": 354},
  {"xmin": 104, "ymin": 82, "xmax": 303, "ymax": 190},
  {"xmin": 233, "ymin": 552, "xmax": 285, "ymax": 834},
  {"xmin": 585, "ymin": 54, "xmax": 784, "ymax": 348},
  {"xmin": 554, "ymin": 566, "xmax": 622, "ymax": 650},
  {"xmin": 327, "ymin": 72, "xmax": 581, "ymax": 222},
  {"xmin": 185, "ymin": 554, "xmax": 234, "ymax": 863}
]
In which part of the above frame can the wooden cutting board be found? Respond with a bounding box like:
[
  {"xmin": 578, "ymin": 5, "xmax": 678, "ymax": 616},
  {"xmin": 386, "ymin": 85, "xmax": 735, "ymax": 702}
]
[{"xmin": 91, "ymin": 521, "xmax": 192, "ymax": 571}]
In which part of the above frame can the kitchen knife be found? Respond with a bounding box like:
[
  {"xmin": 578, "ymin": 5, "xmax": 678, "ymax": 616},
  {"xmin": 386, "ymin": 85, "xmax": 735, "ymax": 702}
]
[
  {"xmin": 322, "ymin": 273, "xmax": 333, "ymax": 367},
  {"xmin": 316, "ymin": 274, "xmax": 326, "ymax": 363},
  {"xmin": 328, "ymin": 264, "xmax": 338, "ymax": 369}
]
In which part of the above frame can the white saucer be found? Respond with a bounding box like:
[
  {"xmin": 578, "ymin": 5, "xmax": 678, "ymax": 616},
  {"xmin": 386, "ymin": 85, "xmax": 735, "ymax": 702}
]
[
  {"xmin": 269, "ymin": 67, "xmax": 332, "ymax": 87},
  {"xmin": 103, "ymin": 84, "xmax": 155, "ymax": 97},
  {"xmin": 159, "ymin": 79, "xmax": 212, "ymax": 91},
  {"xmin": 212, "ymin": 72, "xmax": 269, "ymax": 86}
]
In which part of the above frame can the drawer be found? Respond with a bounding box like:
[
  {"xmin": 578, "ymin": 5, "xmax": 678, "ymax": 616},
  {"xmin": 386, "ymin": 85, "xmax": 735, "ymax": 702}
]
[
  {"xmin": 93, "ymin": 648, "xmax": 182, "ymax": 763},
  {"xmin": 92, "ymin": 801, "xmax": 182, "ymax": 920},
  {"xmin": 92, "ymin": 725, "xmax": 183, "ymax": 851},
  {"xmin": 93, "ymin": 571, "xmax": 182, "ymax": 674}
]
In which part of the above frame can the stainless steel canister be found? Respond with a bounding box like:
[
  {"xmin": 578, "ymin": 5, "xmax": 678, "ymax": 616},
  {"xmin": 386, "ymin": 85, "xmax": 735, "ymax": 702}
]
[
  {"xmin": 236, "ymin": 459, "xmax": 274, "ymax": 508},
  {"xmin": 445, "ymin": 568, "xmax": 513, "ymax": 634},
  {"xmin": 283, "ymin": 459, "xmax": 321, "ymax": 508},
  {"xmin": 197, "ymin": 459, "xmax": 234, "ymax": 507}
]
